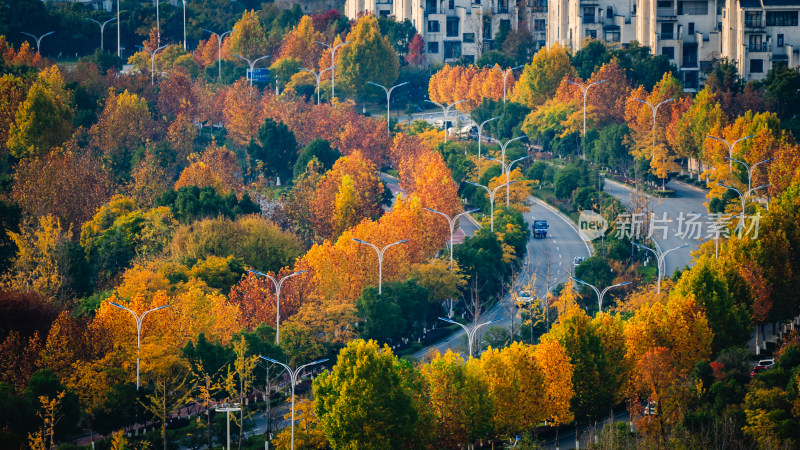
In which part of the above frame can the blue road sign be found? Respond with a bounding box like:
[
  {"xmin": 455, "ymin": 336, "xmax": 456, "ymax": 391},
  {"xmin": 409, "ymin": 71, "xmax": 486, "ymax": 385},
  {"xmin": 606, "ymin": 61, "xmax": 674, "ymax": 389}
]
[{"xmin": 247, "ymin": 68, "xmax": 271, "ymax": 83}]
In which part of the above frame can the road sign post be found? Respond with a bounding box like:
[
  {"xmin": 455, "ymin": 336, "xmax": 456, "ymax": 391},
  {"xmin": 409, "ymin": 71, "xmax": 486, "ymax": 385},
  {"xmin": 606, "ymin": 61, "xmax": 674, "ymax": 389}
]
[{"xmin": 247, "ymin": 68, "xmax": 271, "ymax": 83}]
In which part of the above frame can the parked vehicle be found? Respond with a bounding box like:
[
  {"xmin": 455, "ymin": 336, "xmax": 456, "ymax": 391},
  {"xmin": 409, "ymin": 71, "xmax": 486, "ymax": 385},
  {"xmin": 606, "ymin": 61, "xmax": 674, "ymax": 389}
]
[
  {"xmin": 751, "ymin": 365, "xmax": 768, "ymax": 378},
  {"xmin": 532, "ymin": 220, "xmax": 548, "ymax": 238},
  {"xmin": 758, "ymin": 358, "xmax": 775, "ymax": 368}
]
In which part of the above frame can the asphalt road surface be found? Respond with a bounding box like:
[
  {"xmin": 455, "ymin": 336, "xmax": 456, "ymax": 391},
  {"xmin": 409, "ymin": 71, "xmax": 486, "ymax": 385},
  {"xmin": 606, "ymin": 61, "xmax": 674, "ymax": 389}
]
[
  {"xmin": 603, "ymin": 178, "xmax": 710, "ymax": 276},
  {"xmin": 415, "ymin": 196, "xmax": 591, "ymax": 359}
]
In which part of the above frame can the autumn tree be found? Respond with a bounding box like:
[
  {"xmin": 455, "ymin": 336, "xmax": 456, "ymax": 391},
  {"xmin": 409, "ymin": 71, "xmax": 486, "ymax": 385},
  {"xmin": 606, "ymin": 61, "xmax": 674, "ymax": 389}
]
[
  {"xmin": 227, "ymin": 10, "xmax": 269, "ymax": 60},
  {"xmin": 512, "ymin": 44, "xmax": 575, "ymax": 108},
  {"xmin": 0, "ymin": 74, "xmax": 28, "ymax": 156},
  {"xmin": 314, "ymin": 340, "xmax": 429, "ymax": 448},
  {"xmin": 336, "ymin": 15, "xmax": 399, "ymax": 100},
  {"xmin": 279, "ymin": 15, "xmax": 324, "ymax": 69},
  {"xmin": 223, "ymin": 79, "xmax": 262, "ymax": 146},
  {"xmin": 7, "ymin": 66, "xmax": 73, "ymax": 159},
  {"xmin": 405, "ymin": 34, "xmax": 425, "ymax": 67}
]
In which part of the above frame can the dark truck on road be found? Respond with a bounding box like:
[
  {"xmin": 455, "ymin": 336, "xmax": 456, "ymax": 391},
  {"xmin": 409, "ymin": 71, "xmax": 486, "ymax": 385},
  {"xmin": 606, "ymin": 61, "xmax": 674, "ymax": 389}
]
[{"xmin": 532, "ymin": 220, "xmax": 548, "ymax": 238}]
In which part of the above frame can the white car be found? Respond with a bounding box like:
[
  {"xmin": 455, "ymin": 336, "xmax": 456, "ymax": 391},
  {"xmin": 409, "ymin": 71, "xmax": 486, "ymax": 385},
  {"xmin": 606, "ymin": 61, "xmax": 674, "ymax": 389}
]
[
  {"xmin": 573, "ymin": 257, "xmax": 585, "ymax": 267},
  {"xmin": 516, "ymin": 290, "xmax": 533, "ymax": 302}
]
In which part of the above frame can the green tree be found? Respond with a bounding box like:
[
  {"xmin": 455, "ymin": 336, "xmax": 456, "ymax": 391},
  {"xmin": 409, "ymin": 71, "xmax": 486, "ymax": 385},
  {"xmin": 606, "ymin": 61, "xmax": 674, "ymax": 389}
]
[
  {"xmin": 314, "ymin": 339, "xmax": 428, "ymax": 449},
  {"xmin": 356, "ymin": 280, "xmax": 429, "ymax": 343},
  {"xmin": 228, "ymin": 10, "xmax": 269, "ymax": 60},
  {"xmin": 156, "ymin": 186, "xmax": 260, "ymax": 223},
  {"xmin": 512, "ymin": 43, "xmax": 575, "ymax": 108},
  {"xmin": 248, "ymin": 117, "xmax": 298, "ymax": 183},
  {"xmin": 336, "ymin": 15, "xmax": 399, "ymax": 100},
  {"xmin": 293, "ymin": 138, "xmax": 340, "ymax": 179},
  {"xmin": 571, "ymin": 40, "xmax": 612, "ymax": 79}
]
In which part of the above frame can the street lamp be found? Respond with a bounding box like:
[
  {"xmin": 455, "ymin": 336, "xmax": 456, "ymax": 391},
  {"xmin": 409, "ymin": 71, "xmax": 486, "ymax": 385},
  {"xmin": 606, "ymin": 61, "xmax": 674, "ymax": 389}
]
[
  {"xmin": 109, "ymin": 302, "xmax": 171, "ymax": 389},
  {"xmin": 483, "ymin": 155, "xmax": 531, "ymax": 206},
  {"xmin": 424, "ymin": 207, "xmax": 479, "ymax": 268},
  {"xmin": 234, "ymin": 53, "xmax": 271, "ymax": 87},
  {"xmin": 719, "ymin": 182, "xmax": 770, "ymax": 232},
  {"xmin": 352, "ymin": 238, "xmax": 408, "ymax": 294},
  {"xmin": 215, "ymin": 403, "xmax": 241, "ymax": 450},
  {"xmin": 247, "ymin": 269, "xmax": 307, "ymax": 345},
  {"xmin": 316, "ymin": 40, "xmax": 350, "ymax": 98},
  {"xmin": 438, "ymin": 317, "xmax": 497, "ymax": 357},
  {"xmin": 488, "ymin": 135, "xmax": 527, "ymax": 175},
  {"xmin": 87, "ymin": 18, "xmax": 117, "ymax": 52},
  {"xmin": 20, "ymin": 31, "xmax": 55, "ymax": 54},
  {"xmin": 565, "ymin": 79, "xmax": 606, "ymax": 138},
  {"xmin": 725, "ymin": 157, "xmax": 772, "ymax": 194},
  {"xmin": 367, "ymin": 81, "xmax": 409, "ymax": 136},
  {"xmin": 632, "ymin": 97, "xmax": 674, "ymax": 151},
  {"xmin": 503, "ymin": 65, "xmax": 524, "ymax": 103},
  {"xmin": 633, "ymin": 242, "xmax": 688, "ymax": 294},
  {"xmin": 181, "ymin": 0, "xmax": 187, "ymax": 50},
  {"xmin": 475, "ymin": 116, "xmax": 500, "ymax": 163},
  {"xmin": 426, "ymin": 99, "xmax": 466, "ymax": 143},
  {"xmin": 203, "ymin": 29, "xmax": 232, "ymax": 80},
  {"xmin": 466, "ymin": 180, "xmax": 518, "ymax": 232},
  {"xmin": 570, "ymin": 277, "xmax": 631, "ymax": 313},
  {"xmin": 116, "ymin": 0, "xmax": 121, "ymax": 56},
  {"xmin": 259, "ymin": 357, "xmax": 328, "ymax": 450},
  {"xmin": 137, "ymin": 44, "xmax": 168, "ymax": 85},
  {"xmin": 707, "ymin": 134, "xmax": 753, "ymax": 171},
  {"xmin": 301, "ymin": 66, "xmax": 335, "ymax": 105}
]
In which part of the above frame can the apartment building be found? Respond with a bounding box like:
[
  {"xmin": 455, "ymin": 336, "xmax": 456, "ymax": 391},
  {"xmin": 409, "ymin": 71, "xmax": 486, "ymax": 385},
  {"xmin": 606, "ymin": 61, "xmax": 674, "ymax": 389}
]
[
  {"xmin": 722, "ymin": 0, "xmax": 800, "ymax": 81},
  {"xmin": 344, "ymin": 0, "xmax": 520, "ymax": 63},
  {"xmin": 547, "ymin": 0, "xmax": 637, "ymax": 50}
]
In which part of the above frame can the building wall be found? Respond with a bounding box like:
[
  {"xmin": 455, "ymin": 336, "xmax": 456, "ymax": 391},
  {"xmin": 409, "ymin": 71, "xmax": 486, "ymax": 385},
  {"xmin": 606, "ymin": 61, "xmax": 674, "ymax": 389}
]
[{"xmin": 547, "ymin": 0, "xmax": 636, "ymax": 49}]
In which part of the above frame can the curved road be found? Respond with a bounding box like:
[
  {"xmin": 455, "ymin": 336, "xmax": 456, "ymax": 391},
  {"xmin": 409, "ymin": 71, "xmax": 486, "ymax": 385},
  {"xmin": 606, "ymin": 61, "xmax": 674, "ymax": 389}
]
[
  {"xmin": 603, "ymin": 178, "xmax": 710, "ymax": 276},
  {"xmin": 415, "ymin": 197, "xmax": 592, "ymax": 359}
]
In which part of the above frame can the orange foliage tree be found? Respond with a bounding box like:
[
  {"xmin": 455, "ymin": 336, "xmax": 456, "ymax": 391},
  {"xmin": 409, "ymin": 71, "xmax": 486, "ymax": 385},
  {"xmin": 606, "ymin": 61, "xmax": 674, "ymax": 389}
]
[{"xmin": 429, "ymin": 64, "xmax": 508, "ymax": 112}]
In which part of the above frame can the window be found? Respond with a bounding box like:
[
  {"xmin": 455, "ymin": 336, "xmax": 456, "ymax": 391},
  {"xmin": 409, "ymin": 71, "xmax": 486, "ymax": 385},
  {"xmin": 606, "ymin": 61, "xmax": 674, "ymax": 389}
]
[
  {"xmin": 745, "ymin": 11, "xmax": 763, "ymax": 28},
  {"xmin": 427, "ymin": 41, "xmax": 439, "ymax": 53},
  {"xmin": 379, "ymin": 9, "xmax": 390, "ymax": 17},
  {"xmin": 662, "ymin": 46, "xmax": 675, "ymax": 59},
  {"xmin": 778, "ymin": 33, "xmax": 785, "ymax": 47},
  {"xmin": 661, "ymin": 22, "xmax": 674, "ymax": 39},
  {"xmin": 607, "ymin": 6, "xmax": 613, "ymax": 18},
  {"xmin": 688, "ymin": 22, "xmax": 695, "ymax": 34},
  {"xmin": 583, "ymin": 7, "xmax": 596, "ymax": 23},
  {"xmin": 446, "ymin": 17, "xmax": 459, "ymax": 37},
  {"xmin": 427, "ymin": 20, "xmax": 440, "ymax": 33},
  {"xmin": 658, "ymin": 0, "xmax": 673, "ymax": 7},
  {"xmin": 534, "ymin": 19, "xmax": 546, "ymax": 31},
  {"xmin": 750, "ymin": 58, "xmax": 764, "ymax": 73},
  {"xmin": 586, "ymin": 30, "xmax": 598, "ymax": 39},
  {"xmin": 749, "ymin": 34, "xmax": 763, "ymax": 51},
  {"xmin": 766, "ymin": 11, "xmax": 798, "ymax": 26},
  {"xmin": 679, "ymin": 0, "xmax": 708, "ymax": 15},
  {"xmin": 444, "ymin": 41, "xmax": 462, "ymax": 59},
  {"xmin": 463, "ymin": 33, "xmax": 475, "ymax": 43},
  {"xmin": 449, "ymin": 0, "xmax": 454, "ymax": 9}
]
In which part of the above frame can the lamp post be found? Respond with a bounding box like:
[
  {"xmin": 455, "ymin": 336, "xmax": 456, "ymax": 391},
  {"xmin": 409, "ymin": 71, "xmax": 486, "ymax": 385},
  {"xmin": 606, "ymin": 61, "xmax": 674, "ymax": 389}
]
[
  {"xmin": 633, "ymin": 243, "xmax": 688, "ymax": 293},
  {"xmin": 181, "ymin": 0, "xmax": 187, "ymax": 50},
  {"xmin": 87, "ymin": 18, "xmax": 117, "ymax": 51},
  {"xmin": 483, "ymin": 155, "xmax": 531, "ymax": 206},
  {"xmin": 352, "ymin": 238, "xmax": 408, "ymax": 294},
  {"xmin": 707, "ymin": 135, "xmax": 753, "ymax": 171},
  {"xmin": 475, "ymin": 116, "xmax": 500, "ymax": 163},
  {"xmin": 215, "ymin": 404, "xmax": 241, "ymax": 450},
  {"xmin": 725, "ymin": 157, "xmax": 772, "ymax": 193},
  {"xmin": 234, "ymin": 54, "xmax": 271, "ymax": 87},
  {"xmin": 565, "ymin": 79, "xmax": 606, "ymax": 138},
  {"xmin": 247, "ymin": 269, "xmax": 307, "ymax": 345},
  {"xmin": 488, "ymin": 135, "xmax": 527, "ymax": 175},
  {"xmin": 203, "ymin": 29, "xmax": 232, "ymax": 80},
  {"xmin": 367, "ymin": 81, "xmax": 409, "ymax": 136},
  {"xmin": 316, "ymin": 40, "xmax": 350, "ymax": 98},
  {"xmin": 109, "ymin": 302, "xmax": 171, "ymax": 389},
  {"xmin": 20, "ymin": 31, "xmax": 55, "ymax": 54},
  {"xmin": 570, "ymin": 277, "xmax": 631, "ymax": 313},
  {"xmin": 719, "ymin": 182, "xmax": 770, "ymax": 232},
  {"xmin": 426, "ymin": 99, "xmax": 466, "ymax": 143},
  {"xmin": 424, "ymin": 208, "xmax": 479, "ymax": 268},
  {"xmin": 259, "ymin": 357, "xmax": 327, "ymax": 450},
  {"xmin": 466, "ymin": 180, "xmax": 517, "ymax": 232},
  {"xmin": 137, "ymin": 44, "xmax": 168, "ymax": 85},
  {"xmin": 438, "ymin": 317, "xmax": 497, "ymax": 357},
  {"xmin": 502, "ymin": 64, "xmax": 524, "ymax": 103},
  {"xmin": 301, "ymin": 66, "xmax": 335, "ymax": 104},
  {"xmin": 633, "ymin": 97, "xmax": 674, "ymax": 151},
  {"xmin": 116, "ymin": 0, "xmax": 121, "ymax": 56}
]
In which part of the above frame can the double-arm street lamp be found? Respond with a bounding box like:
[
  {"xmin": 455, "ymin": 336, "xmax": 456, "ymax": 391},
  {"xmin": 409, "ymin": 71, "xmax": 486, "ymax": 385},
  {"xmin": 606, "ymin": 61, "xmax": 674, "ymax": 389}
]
[
  {"xmin": 570, "ymin": 277, "xmax": 631, "ymax": 313},
  {"xmin": 466, "ymin": 180, "xmax": 517, "ymax": 232},
  {"xmin": 316, "ymin": 40, "xmax": 350, "ymax": 98},
  {"xmin": 352, "ymin": 238, "xmax": 409, "ymax": 294},
  {"xmin": 634, "ymin": 242, "xmax": 688, "ymax": 294},
  {"xmin": 21, "ymin": 31, "xmax": 55, "ymax": 54},
  {"xmin": 565, "ymin": 79, "xmax": 606, "ymax": 138},
  {"xmin": 203, "ymin": 29, "xmax": 233, "ymax": 79},
  {"xmin": 259, "ymin": 357, "xmax": 328, "ymax": 450},
  {"xmin": 234, "ymin": 54, "xmax": 271, "ymax": 87},
  {"xmin": 726, "ymin": 157, "xmax": 772, "ymax": 193},
  {"xmin": 87, "ymin": 18, "xmax": 117, "ymax": 52},
  {"xmin": 503, "ymin": 65, "xmax": 524, "ymax": 103},
  {"xmin": 633, "ymin": 97, "xmax": 674, "ymax": 150},
  {"xmin": 137, "ymin": 44, "xmax": 168, "ymax": 85},
  {"xmin": 488, "ymin": 135, "xmax": 527, "ymax": 175},
  {"xmin": 707, "ymin": 134, "xmax": 753, "ymax": 171},
  {"xmin": 438, "ymin": 317, "xmax": 497, "ymax": 358},
  {"xmin": 367, "ymin": 81, "xmax": 408, "ymax": 136},
  {"xmin": 475, "ymin": 116, "xmax": 500, "ymax": 162},
  {"xmin": 426, "ymin": 99, "xmax": 466, "ymax": 143},
  {"xmin": 109, "ymin": 302, "xmax": 171, "ymax": 389},
  {"xmin": 484, "ymin": 155, "xmax": 531, "ymax": 206},
  {"xmin": 247, "ymin": 269, "xmax": 307, "ymax": 345},
  {"xmin": 301, "ymin": 66, "xmax": 335, "ymax": 104},
  {"xmin": 719, "ymin": 182, "xmax": 770, "ymax": 231},
  {"xmin": 424, "ymin": 207, "xmax": 479, "ymax": 268}
]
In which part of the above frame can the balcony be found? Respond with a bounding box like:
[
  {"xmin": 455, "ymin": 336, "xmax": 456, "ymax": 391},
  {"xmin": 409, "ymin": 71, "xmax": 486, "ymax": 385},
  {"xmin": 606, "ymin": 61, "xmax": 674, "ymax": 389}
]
[
  {"xmin": 657, "ymin": 15, "xmax": 678, "ymax": 22},
  {"xmin": 496, "ymin": 6, "xmax": 510, "ymax": 13},
  {"xmin": 748, "ymin": 42, "xmax": 771, "ymax": 52},
  {"xmin": 580, "ymin": 0, "xmax": 600, "ymax": 4},
  {"xmin": 659, "ymin": 33, "xmax": 676, "ymax": 40},
  {"xmin": 583, "ymin": 16, "xmax": 596, "ymax": 24},
  {"xmin": 744, "ymin": 19, "xmax": 765, "ymax": 32}
]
